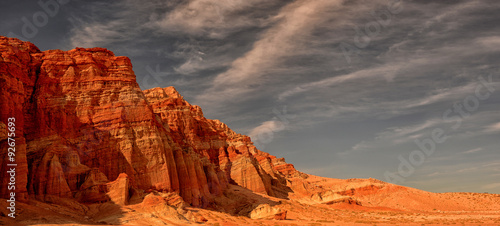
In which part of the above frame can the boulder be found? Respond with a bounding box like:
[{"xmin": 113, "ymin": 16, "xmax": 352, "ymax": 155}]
[{"xmin": 249, "ymin": 204, "xmax": 287, "ymax": 220}]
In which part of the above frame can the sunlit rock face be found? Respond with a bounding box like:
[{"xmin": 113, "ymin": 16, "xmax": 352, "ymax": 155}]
[{"xmin": 0, "ymin": 36, "xmax": 299, "ymax": 207}]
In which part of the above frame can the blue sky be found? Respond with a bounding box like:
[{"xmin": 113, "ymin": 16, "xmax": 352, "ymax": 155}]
[{"xmin": 1, "ymin": 0, "xmax": 499, "ymax": 193}]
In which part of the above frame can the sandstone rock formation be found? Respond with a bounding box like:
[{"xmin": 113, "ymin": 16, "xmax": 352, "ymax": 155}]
[
  {"xmin": 143, "ymin": 87, "xmax": 300, "ymax": 199},
  {"xmin": 249, "ymin": 204, "xmax": 287, "ymax": 220},
  {"xmin": 0, "ymin": 122, "xmax": 6, "ymax": 140},
  {"xmin": 0, "ymin": 36, "xmax": 298, "ymax": 207},
  {"xmin": 106, "ymin": 173, "xmax": 130, "ymax": 205}
]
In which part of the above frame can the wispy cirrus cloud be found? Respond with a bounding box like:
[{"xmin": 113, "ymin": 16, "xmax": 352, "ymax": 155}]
[
  {"xmin": 485, "ymin": 122, "xmax": 500, "ymax": 133},
  {"xmin": 463, "ymin": 148, "xmax": 482, "ymax": 154},
  {"xmin": 195, "ymin": 0, "xmax": 348, "ymax": 107},
  {"xmin": 146, "ymin": 0, "xmax": 282, "ymax": 39},
  {"xmin": 12, "ymin": 0, "xmax": 500, "ymax": 193},
  {"xmin": 344, "ymin": 118, "xmax": 443, "ymax": 153}
]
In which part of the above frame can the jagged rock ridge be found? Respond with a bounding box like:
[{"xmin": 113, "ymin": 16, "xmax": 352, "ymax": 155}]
[{"xmin": 0, "ymin": 36, "xmax": 298, "ymax": 207}]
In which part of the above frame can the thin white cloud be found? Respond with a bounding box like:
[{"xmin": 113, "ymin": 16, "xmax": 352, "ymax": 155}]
[
  {"xmin": 485, "ymin": 122, "xmax": 500, "ymax": 132},
  {"xmin": 248, "ymin": 120, "xmax": 284, "ymax": 136},
  {"xmin": 377, "ymin": 120, "xmax": 440, "ymax": 141},
  {"xmin": 195, "ymin": 0, "xmax": 345, "ymax": 105},
  {"xmin": 415, "ymin": 1, "xmax": 483, "ymax": 34},
  {"xmin": 70, "ymin": 20, "xmax": 125, "ymax": 48},
  {"xmin": 351, "ymin": 141, "xmax": 369, "ymax": 152},
  {"xmin": 278, "ymin": 65, "xmax": 401, "ymax": 101},
  {"xmin": 426, "ymin": 172, "xmax": 442, "ymax": 177},
  {"xmin": 67, "ymin": 0, "xmax": 163, "ymax": 49},
  {"xmin": 248, "ymin": 120, "xmax": 286, "ymax": 144},
  {"xmin": 346, "ymin": 119, "xmax": 443, "ymax": 153},
  {"xmin": 303, "ymin": 81, "xmax": 480, "ymax": 124},
  {"xmin": 147, "ymin": 0, "xmax": 276, "ymax": 38},
  {"xmin": 171, "ymin": 42, "xmax": 235, "ymax": 76},
  {"xmin": 279, "ymin": 39, "xmax": 495, "ymax": 103},
  {"xmin": 463, "ymin": 148, "xmax": 482, "ymax": 154},
  {"xmin": 475, "ymin": 36, "xmax": 500, "ymax": 48},
  {"xmin": 403, "ymin": 83, "xmax": 478, "ymax": 108}
]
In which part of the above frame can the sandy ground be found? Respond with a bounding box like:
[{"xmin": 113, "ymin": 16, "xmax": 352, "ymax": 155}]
[
  {"xmin": 1, "ymin": 198, "xmax": 499, "ymax": 226},
  {"xmin": 1, "ymin": 177, "xmax": 499, "ymax": 225}
]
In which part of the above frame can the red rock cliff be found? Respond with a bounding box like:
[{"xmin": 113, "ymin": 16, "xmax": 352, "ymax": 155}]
[{"xmin": 0, "ymin": 36, "xmax": 299, "ymax": 207}]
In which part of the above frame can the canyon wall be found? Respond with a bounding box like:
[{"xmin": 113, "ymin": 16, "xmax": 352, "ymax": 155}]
[{"xmin": 0, "ymin": 36, "xmax": 299, "ymax": 207}]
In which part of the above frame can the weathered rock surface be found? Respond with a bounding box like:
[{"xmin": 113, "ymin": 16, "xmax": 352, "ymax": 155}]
[
  {"xmin": 0, "ymin": 36, "xmax": 298, "ymax": 207},
  {"xmin": 0, "ymin": 122, "xmax": 6, "ymax": 140},
  {"xmin": 249, "ymin": 204, "xmax": 287, "ymax": 220},
  {"xmin": 106, "ymin": 173, "xmax": 129, "ymax": 205},
  {"xmin": 144, "ymin": 87, "xmax": 300, "ymax": 199},
  {"xmin": 0, "ymin": 37, "xmax": 37, "ymax": 202},
  {"xmin": 0, "ymin": 36, "xmax": 220, "ymax": 207}
]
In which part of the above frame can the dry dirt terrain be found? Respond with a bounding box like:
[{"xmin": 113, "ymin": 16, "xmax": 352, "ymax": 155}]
[{"xmin": 2, "ymin": 177, "xmax": 500, "ymax": 225}]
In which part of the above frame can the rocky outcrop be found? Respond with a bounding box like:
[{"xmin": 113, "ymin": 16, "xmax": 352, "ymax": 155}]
[
  {"xmin": 0, "ymin": 37, "xmax": 38, "ymax": 202},
  {"xmin": 0, "ymin": 36, "xmax": 226, "ymax": 207},
  {"xmin": 106, "ymin": 173, "xmax": 130, "ymax": 205},
  {"xmin": 144, "ymin": 87, "xmax": 300, "ymax": 198},
  {"xmin": 0, "ymin": 36, "xmax": 299, "ymax": 208},
  {"xmin": 249, "ymin": 204, "xmax": 287, "ymax": 220}
]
